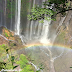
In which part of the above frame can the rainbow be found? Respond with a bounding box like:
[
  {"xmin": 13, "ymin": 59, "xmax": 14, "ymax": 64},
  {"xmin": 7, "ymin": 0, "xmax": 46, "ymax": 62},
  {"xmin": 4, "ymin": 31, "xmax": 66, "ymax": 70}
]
[{"xmin": 24, "ymin": 42, "xmax": 71, "ymax": 49}]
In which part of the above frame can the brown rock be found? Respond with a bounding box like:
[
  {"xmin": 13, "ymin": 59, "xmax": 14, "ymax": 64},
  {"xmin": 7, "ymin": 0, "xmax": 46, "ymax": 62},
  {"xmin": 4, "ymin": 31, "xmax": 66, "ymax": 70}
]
[
  {"xmin": 0, "ymin": 26, "xmax": 15, "ymax": 40},
  {"xmin": 0, "ymin": 36, "xmax": 8, "ymax": 45}
]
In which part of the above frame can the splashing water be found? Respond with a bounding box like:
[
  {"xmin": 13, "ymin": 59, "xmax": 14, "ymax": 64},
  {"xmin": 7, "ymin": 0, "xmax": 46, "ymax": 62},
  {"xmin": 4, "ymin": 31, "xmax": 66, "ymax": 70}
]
[{"xmin": 40, "ymin": 20, "xmax": 51, "ymax": 44}]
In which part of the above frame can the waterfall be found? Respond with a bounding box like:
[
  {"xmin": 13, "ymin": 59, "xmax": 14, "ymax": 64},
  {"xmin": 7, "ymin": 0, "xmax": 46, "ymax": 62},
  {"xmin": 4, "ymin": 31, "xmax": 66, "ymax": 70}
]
[
  {"xmin": 40, "ymin": 20, "xmax": 51, "ymax": 44},
  {"xmin": 0, "ymin": 0, "xmax": 71, "ymax": 72},
  {"xmin": 10, "ymin": 0, "xmax": 12, "ymax": 30},
  {"xmin": 15, "ymin": 0, "xmax": 21, "ymax": 35},
  {"xmin": 1, "ymin": 0, "xmax": 2, "ymax": 27},
  {"xmin": 1, "ymin": 9, "xmax": 2, "ymax": 27},
  {"xmin": 39, "ymin": 0, "xmax": 51, "ymax": 44},
  {"xmin": 30, "ymin": 0, "xmax": 35, "ymax": 40},
  {"xmin": 5, "ymin": 0, "xmax": 6, "ymax": 26},
  {"xmin": 15, "ymin": 0, "xmax": 18, "ymax": 34},
  {"xmin": 26, "ymin": 1, "xmax": 32, "ymax": 39}
]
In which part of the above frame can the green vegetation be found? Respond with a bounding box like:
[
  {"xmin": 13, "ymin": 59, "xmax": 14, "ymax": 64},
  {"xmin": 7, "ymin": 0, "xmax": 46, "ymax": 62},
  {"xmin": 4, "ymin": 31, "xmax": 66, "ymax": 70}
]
[
  {"xmin": 16, "ymin": 54, "xmax": 34, "ymax": 72},
  {"xmin": 0, "ymin": 44, "xmax": 18, "ymax": 70},
  {"xmin": 5, "ymin": 32, "xmax": 8, "ymax": 37},
  {"xmin": 3, "ymin": 27, "xmax": 14, "ymax": 37},
  {"xmin": 27, "ymin": 0, "xmax": 72, "ymax": 23},
  {"xmin": 0, "ymin": 44, "xmax": 35, "ymax": 72},
  {"xmin": 0, "ymin": 44, "xmax": 8, "ymax": 56}
]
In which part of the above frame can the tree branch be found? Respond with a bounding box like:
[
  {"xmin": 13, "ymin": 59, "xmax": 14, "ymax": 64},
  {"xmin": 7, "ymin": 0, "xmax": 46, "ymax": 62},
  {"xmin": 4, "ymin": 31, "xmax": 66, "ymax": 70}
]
[{"xmin": 56, "ymin": 8, "xmax": 72, "ymax": 15}]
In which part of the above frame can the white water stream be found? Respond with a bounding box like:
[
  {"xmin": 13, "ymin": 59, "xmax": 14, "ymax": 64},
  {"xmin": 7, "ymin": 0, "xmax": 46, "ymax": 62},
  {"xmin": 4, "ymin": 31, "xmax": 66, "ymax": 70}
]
[
  {"xmin": 40, "ymin": 20, "xmax": 51, "ymax": 44},
  {"xmin": 5, "ymin": 0, "xmax": 6, "ymax": 26},
  {"xmin": 10, "ymin": 0, "xmax": 12, "ymax": 30},
  {"xmin": 15, "ymin": 0, "xmax": 21, "ymax": 35},
  {"xmin": 0, "ymin": 0, "xmax": 71, "ymax": 72}
]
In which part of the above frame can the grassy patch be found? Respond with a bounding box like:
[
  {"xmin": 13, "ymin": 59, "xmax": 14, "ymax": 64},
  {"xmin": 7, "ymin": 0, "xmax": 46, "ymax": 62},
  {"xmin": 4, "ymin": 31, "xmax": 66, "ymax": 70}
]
[{"xmin": 16, "ymin": 54, "xmax": 34, "ymax": 72}]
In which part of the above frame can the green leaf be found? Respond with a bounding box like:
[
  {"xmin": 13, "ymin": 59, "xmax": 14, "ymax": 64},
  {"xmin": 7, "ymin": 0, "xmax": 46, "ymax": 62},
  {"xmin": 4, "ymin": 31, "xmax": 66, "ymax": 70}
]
[
  {"xmin": 6, "ymin": 49, "xmax": 9, "ymax": 54},
  {"xmin": 11, "ymin": 56, "xmax": 15, "ymax": 62},
  {"xmin": 13, "ymin": 65, "xmax": 19, "ymax": 69}
]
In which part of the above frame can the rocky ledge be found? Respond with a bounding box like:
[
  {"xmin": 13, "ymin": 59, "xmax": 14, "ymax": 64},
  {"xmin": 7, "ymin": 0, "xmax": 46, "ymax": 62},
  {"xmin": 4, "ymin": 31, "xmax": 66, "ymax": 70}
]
[{"xmin": 0, "ymin": 26, "xmax": 24, "ymax": 50}]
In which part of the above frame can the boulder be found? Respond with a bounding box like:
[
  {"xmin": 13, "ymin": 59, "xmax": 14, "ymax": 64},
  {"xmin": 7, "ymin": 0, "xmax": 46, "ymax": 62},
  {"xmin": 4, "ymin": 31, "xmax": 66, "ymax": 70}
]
[{"xmin": 0, "ymin": 26, "xmax": 15, "ymax": 40}]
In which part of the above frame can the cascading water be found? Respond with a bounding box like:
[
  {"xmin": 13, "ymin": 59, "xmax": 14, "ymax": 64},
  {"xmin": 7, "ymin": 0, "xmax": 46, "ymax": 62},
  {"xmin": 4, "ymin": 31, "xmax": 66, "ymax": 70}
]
[
  {"xmin": 0, "ymin": 0, "xmax": 72, "ymax": 72},
  {"xmin": 5, "ymin": 0, "xmax": 6, "ymax": 26},
  {"xmin": 15, "ymin": 0, "xmax": 21, "ymax": 35},
  {"xmin": 14, "ymin": 0, "xmax": 71, "ymax": 72},
  {"xmin": 15, "ymin": 0, "xmax": 18, "ymax": 34},
  {"xmin": 40, "ymin": 20, "xmax": 51, "ymax": 44},
  {"xmin": 10, "ymin": 0, "xmax": 12, "ymax": 30},
  {"xmin": 16, "ymin": 0, "xmax": 52, "ymax": 45}
]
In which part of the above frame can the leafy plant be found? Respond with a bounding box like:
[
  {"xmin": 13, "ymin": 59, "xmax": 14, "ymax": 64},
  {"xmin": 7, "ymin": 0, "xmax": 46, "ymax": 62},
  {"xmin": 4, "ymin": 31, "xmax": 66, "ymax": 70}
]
[
  {"xmin": 27, "ymin": 0, "xmax": 72, "ymax": 23},
  {"xmin": 0, "ymin": 44, "xmax": 18, "ymax": 70},
  {"xmin": 5, "ymin": 32, "xmax": 8, "ymax": 37},
  {"xmin": 16, "ymin": 54, "xmax": 34, "ymax": 72},
  {"xmin": 0, "ymin": 44, "xmax": 8, "ymax": 56},
  {"xmin": 0, "ymin": 62, "xmax": 6, "ymax": 71}
]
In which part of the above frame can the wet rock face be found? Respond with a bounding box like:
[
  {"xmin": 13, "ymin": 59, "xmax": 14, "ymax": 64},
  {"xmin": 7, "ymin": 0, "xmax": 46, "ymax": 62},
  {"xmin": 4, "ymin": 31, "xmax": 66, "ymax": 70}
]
[
  {"xmin": 0, "ymin": 26, "xmax": 4, "ymax": 34},
  {"xmin": 0, "ymin": 26, "xmax": 23, "ymax": 46},
  {"xmin": 2, "ymin": 26, "xmax": 15, "ymax": 40},
  {"xmin": 0, "ymin": 26, "xmax": 14, "ymax": 37},
  {"xmin": 0, "ymin": 35, "xmax": 8, "ymax": 45},
  {"xmin": 50, "ymin": 11, "xmax": 72, "ymax": 48}
]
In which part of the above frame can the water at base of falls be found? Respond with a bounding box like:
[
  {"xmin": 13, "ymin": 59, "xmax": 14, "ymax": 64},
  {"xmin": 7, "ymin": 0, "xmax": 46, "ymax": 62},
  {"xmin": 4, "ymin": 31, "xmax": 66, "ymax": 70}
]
[
  {"xmin": 16, "ymin": 45, "xmax": 71, "ymax": 72},
  {"xmin": 1, "ymin": 0, "xmax": 72, "ymax": 72}
]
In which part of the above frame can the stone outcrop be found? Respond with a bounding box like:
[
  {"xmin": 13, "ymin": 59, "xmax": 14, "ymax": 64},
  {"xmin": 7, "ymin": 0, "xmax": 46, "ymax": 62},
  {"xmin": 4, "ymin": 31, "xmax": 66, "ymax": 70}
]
[
  {"xmin": 0, "ymin": 35, "xmax": 8, "ymax": 45},
  {"xmin": 0, "ymin": 26, "xmax": 23, "ymax": 47},
  {"xmin": 2, "ymin": 26, "xmax": 15, "ymax": 40},
  {"xmin": 50, "ymin": 10, "xmax": 72, "ymax": 48}
]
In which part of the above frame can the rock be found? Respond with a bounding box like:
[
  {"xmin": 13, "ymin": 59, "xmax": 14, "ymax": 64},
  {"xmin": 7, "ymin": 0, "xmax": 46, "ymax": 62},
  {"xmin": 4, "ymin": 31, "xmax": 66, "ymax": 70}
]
[
  {"xmin": 0, "ymin": 26, "xmax": 15, "ymax": 40},
  {"xmin": 14, "ymin": 35, "xmax": 23, "ymax": 45},
  {"xmin": 0, "ymin": 26, "xmax": 24, "ymax": 49},
  {"xmin": 0, "ymin": 35, "xmax": 8, "ymax": 45}
]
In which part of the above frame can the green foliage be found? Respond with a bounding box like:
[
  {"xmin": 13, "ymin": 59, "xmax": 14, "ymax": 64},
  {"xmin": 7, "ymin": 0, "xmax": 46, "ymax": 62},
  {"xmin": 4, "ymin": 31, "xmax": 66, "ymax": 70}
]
[
  {"xmin": 0, "ymin": 62, "xmax": 6, "ymax": 71},
  {"xmin": 16, "ymin": 54, "xmax": 28, "ymax": 68},
  {"xmin": 10, "ymin": 43, "xmax": 16, "ymax": 46},
  {"xmin": 16, "ymin": 54, "xmax": 34, "ymax": 72},
  {"xmin": 3, "ymin": 61, "xmax": 13, "ymax": 69},
  {"xmin": 36, "ymin": 63, "xmax": 44, "ymax": 72},
  {"xmin": 5, "ymin": 48, "xmax": 18, "ymax": 70},
  {"xmin": 27, "ymin": 5, "xmax": 56, "ymax": 21},
  {"xmin": 27, "ymin": 0, "xmax": 72, "ymax": 22},
  {"xmin": 20, "ymin": 65, "xmax": 34, "ymax": 72},
  {"xmin": 66, "ymin": 1, "xmax": 71, "ymax": 9},
  {"xmin": 70, "ymin": 67, "xmax": 72, "ymax": 68},
  {"xmin": 5, "ymin": 32, "xmax": 8, "ymax": 37},
  {"xmin": 4, "ymin": 28, "xmax": 13, "ymax": 37},
  {"xmin": 0, "ymin": 44, "xmax": 18, "ymax": 70},
  {"xmin": 2, "ymin": 54, "xmax": 18, "ymax": 70},
  {"xmin": 0, "ymin": 44, "xmax": 8, "ymax": 55},
  {"xmin": 0, "ymin": 44, "xmax": 7, "ymax": 49},
  {"xmin": 36, "ymin": 70, "xmax": 40, "ymax": 72},
  {"xmin": 39, "ymin": 20, "xmax": 44, "ymax": 23}
]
